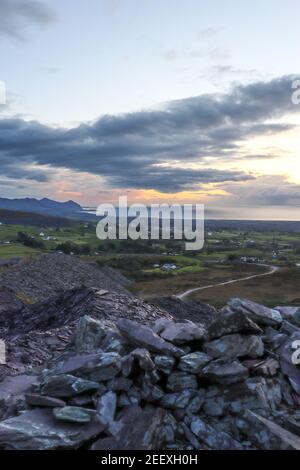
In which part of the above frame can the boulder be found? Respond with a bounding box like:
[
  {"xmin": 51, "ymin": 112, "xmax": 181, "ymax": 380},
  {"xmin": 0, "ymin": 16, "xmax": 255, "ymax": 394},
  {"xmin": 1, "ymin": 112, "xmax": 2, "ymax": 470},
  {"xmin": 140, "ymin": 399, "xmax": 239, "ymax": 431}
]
[
  {"xmin": 50, "ymin": 352, "xmax": 122, "ymax": 382},
  {"xmin": 160, "ymin": 390, "xmax": 195, "ymax": 409},
  {"xmin": 204, "ymin": 334, "xmax": 264, "ymax": 359},
  {"xmin": 203, "ymin": 377, "xmax": 282, "ymax": 417},
  {"xmin": 75, "ymin": 315, "xmax": 106, "ymax": 353},
  {"xmin": 201, "ymin": 359, "xmax": 248, "ymax": 385},
  {"xmin": 190, "ymin": 417, "xmax": 243, "ymax": 450},
  {"xmin": 178, "ymin": 352, "xmax": 212, "ymax": 374},
  {"xmin": 97, "ymin": 391, "xmax": 117, "ymax": 426},
  {"xmin": 208, "ymin": 311, "xmax": 262, "ymax": 339},
  {"xmin": 153, "ymin": 355, "xmax": 175, "ymax": 374},
  {"xmin": 141, "ymin": 384, "xmax": 164, "ymax": 403},
  {"xmin": 152, "ymin": 318, "xmax": 174, "ymax": 335},
  {"xmin": 160, "ymin": 321, "xmax": 206, "ymax": 345},
  {"xmin": 227, "ymin": 298, "xmax": 282, "ymax": 327},
  {"xmin": 279, "ymin": 332, "xmax": 300, "ymax": 395},
  {"xmin": 0, "ymin": 409, "xmax": 105, "ymax": 450},
  {"xmin": 243, "ymin": 358, "xmax": 280, "ymax": 377},
  {"xmin": 53, "ymin": 406, "xmax": 96, "ymax": 423},
  {"xmin": 262, "ymin": 327, "xmax": 288, "ymax": 351},
  {"xmin": 186, "ymin": 390, "xmax": 205, "ymax": 414},
  {"xmin": 41, "ymin": 374, "xmax": 99, "ymax": 398},
  {"xmin": 275, "ymin": 414, "xmax": 300, "ymax": 437},
  {"xmin": 166, "ymin": 372, "xmax": 198, "ymax": 392},
  {"xmin": 275, "ymin": 306, "xmax": 300, "ymax": 326},
  {"xmin": 101, "ymin": 330, "xmax": 125, "ymax": 353},
  {"xmin": 236, "ymin": 410, "xmax": 300, "ymax": 450},
  {"xmin": 91, "ymin": 405, "xmax": 166, "ymax": 450},
  {"xmin": 0, "ymin": 375, "xmax": 37, "ymax": 420},
  {"xmin": 117, "ymin": 319, "xmax": 184, "ymax": 357},
  {"xmin": 131, "ymin": 348, "xmax": 155, "ymax": 371}
]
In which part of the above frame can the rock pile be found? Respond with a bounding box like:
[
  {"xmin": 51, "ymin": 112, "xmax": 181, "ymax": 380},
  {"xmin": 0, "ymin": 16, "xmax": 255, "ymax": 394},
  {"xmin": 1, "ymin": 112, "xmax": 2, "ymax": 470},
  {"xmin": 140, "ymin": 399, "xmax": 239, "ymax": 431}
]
[
  {"xmin": 0, "ymin": 287, "xmax": 172, "ymax": 380},
  {"xmin": 1, "ymin": 297, "xmax": 300, "ymax": 450}
]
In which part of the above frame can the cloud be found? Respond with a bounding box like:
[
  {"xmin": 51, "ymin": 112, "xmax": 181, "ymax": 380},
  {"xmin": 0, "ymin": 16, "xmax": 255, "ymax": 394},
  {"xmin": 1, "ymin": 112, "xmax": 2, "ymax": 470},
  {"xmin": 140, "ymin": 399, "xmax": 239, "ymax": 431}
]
[
  {"xmin": 222, "ymin": 175, "xmax": 300, "ymax": 207},
  {"xmin": 0, "ymin": 75, "xmax": 298, "ymax": 193},
  {"xmin": 198, "ymin": 27, "xmax": 221, "ymax": 40},
  {"xmin": 0, "ymin": 0, "xmax": 56, "ymax": 41}
]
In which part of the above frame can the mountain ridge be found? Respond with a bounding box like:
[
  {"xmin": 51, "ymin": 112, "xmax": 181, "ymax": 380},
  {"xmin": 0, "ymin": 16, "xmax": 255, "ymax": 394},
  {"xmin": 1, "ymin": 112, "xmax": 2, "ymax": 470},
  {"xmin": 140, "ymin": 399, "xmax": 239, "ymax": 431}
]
[{"xmin": 0, "ymin": 197, "xmax": 83, "ymax": 219}]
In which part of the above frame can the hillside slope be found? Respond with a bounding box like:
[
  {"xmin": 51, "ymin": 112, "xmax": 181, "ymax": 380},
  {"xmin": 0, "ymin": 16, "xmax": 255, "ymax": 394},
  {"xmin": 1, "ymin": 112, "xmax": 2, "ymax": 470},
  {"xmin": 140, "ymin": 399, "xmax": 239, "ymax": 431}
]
[{"xmin": 0, "ymin": 253, "xmax": 131, "ymax": 303}]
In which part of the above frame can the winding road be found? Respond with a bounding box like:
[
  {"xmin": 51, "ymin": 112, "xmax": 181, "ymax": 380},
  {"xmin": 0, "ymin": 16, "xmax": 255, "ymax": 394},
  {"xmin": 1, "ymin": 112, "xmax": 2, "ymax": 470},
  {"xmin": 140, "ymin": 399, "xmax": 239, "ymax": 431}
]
[{"xmin": 176, "ymin": 264, "xmax": 280, "ymax": 301}]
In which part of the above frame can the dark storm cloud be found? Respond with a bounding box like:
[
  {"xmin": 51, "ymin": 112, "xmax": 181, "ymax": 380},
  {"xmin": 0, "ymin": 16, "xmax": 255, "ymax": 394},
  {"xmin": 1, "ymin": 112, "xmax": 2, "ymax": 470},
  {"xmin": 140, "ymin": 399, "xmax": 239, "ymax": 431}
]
[
  {"xmin": 109, "ymin": 167, "xmax": 254, "ymax": 193},
  {"xmin": 0, "ymin": 0, "xmax": 56, "ymax": 40},
  {"xmin": 0, "ymin": 75, "xmax": 298, "ymax": 192}
]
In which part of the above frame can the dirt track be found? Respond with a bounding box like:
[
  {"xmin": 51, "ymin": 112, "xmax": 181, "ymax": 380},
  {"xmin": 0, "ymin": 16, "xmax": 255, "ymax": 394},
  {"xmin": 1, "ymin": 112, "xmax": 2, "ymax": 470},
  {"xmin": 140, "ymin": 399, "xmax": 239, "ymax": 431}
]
[{"xmin": 176, "ymin": 264, "xmax": 279, "ymax": 300}]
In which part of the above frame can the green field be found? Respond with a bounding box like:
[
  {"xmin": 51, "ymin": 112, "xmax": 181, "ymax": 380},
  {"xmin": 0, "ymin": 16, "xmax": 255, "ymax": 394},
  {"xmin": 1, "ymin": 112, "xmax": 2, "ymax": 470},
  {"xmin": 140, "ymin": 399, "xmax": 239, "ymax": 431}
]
[{"xmin": 0, "ymin": 222, "xmax": 299, "ymax": 308}]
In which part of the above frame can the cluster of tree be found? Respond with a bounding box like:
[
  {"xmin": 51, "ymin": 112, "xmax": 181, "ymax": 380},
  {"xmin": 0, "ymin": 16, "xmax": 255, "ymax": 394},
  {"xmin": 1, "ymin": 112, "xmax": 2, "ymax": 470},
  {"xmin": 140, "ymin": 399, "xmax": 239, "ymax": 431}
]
[
  {"xmin": 17, "ymin": 232, "xmax": 45, "ymax": 249},
  {"xmin": 55, "ymin": 242, "xmax": 91, "ymax": 255},
  {"xmin": 97, "ymin": 240, "xmax": 159, "ymax": 254},
  {"xmin": 98, "ymin": 239, "xmax": 183, "ymax": 254}
]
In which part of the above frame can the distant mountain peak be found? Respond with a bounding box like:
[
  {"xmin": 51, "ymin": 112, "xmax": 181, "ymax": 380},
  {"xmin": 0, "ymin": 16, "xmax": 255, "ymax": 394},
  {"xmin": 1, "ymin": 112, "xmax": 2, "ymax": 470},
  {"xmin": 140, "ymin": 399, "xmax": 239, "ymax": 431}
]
[{"xmin": 0, "ymin": 197, "xmax": 83, "ymax": 219}]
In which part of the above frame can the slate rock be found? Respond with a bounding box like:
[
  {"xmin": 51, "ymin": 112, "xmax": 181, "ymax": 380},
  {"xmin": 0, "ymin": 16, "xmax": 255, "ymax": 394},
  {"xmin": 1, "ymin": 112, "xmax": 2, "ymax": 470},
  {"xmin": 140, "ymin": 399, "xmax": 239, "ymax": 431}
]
[
  {"xmin": 117, "ymin": 319, "xmax": 184, "ymax": 357},
  {"xmin": 275, "ymin": 306, "xmax": 300, "ymax": 326},
  {"xmin": 50, "ymin": 352, "xmax": 122, "ymax": 382},
  {"xmin": 97, "ymin": 391, "xmax": 117, "ymax": 426},
  {"xmin": 262, "ymin": 327, "xmax": 288, "ymax": 351},
  {"xmin": 208, "ymin": 311, "xmax": 262, "ymax": 339},
  {"xmin": 186, "ymin": 391, "xmax": 205, "ymax": 414},
  {"xmin": 244, "ymin": 358, "xmax": 280, "ymax": 377},
  {"xmin": 0, "ymin": 375, "xmax": 37, "ymax": 420},
  {"xmin": 191, "ymin": 417, "xmax": 243, "ymax": 450},
  {"xmin": 68, "ymin": 394, "xmax": 95, "ymax": 407},
  {"xmin": 101, "ymin": 330, "xmax": 125, "ymax": 353},
  {"xmin": 166, "ymin": 372, "xmax": 198, "ymax": 392},
  {"xmin": 201, "ymin": 359, "xmax": 248, "ymax": 385},
  {"xmin": 228, "ymin": 298, "xmax": 282, "ymax": 327},
  {"xmin": 41, "ymin": 374, "xmax": 99, "ymax": 398},
  {"xmin": 117, "ymin": 393, "xmax": 131, "ymax": 408},
  {"xmin": 127, "ymin": 386, "xmax": 142, "ymax": 406},
  {"xmin": 131, "ymin": 348, "xmax": 155, "ymax": 371},
  {"xmin": 141, "ymin": 384, "xmax": 164, "ymax": 403},
  {"xmin": 25, "ymin": 393, "xmax": 66, "ymax": 408},
  {"xmin": 54, "ymin": 406, "xmax": 96, "ymax": 423},
  {"xmin": 160, "ymin": 321, "xmax": 206, "ymax": 345},
  {"xmin": 236, "ymin": 410, "xmax": 300, "ymax": 450},
  {"xmin": 178, "ymin": 352, "xmax": 212, "ymax": 374},
  {"xmin": 279, "ymin": 332, "xmax": 300, "ymax": 395},
  {"xmin": 204, "ymin": 334, "xmax": 264, "ymax": 359},
  {"xmin": 154, "ymin": 355, "xmax": 175, "ymax": 374},
  {"xmin": 0, "ymin": 409, "xmax": 105, "ymax": 450},
  {"xmin": 75, "ymin": 315, "xmax": 106, "ymax": 353},
  {"xmin": 91, "ymin": 405, "xmax": 166, "ymax": 450},
  {"xmin": 152, "ymin": 318, "xmax": 174, "ymax": 335},
  {"xmin": 203, "ymin": 377, "xmax": 282, "ymax": 417},
  {"xmin": 121, "ymin": 354, "xmax": 135, "ymax": 377},
  {"xmin": 160, "ymin": 390, "xmax": 195, "ymax": 409},
  {"xmin": 107, "ymin": 377, "xmax": 133, "ymax": 392}
]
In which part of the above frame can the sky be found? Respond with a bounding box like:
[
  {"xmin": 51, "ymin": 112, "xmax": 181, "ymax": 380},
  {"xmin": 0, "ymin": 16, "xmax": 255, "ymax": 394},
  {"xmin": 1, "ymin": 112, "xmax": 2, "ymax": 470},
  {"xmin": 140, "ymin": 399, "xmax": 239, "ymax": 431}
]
[{"xmin": 0, "ymin": 0, "xmax": 300, "ymax": 220}]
